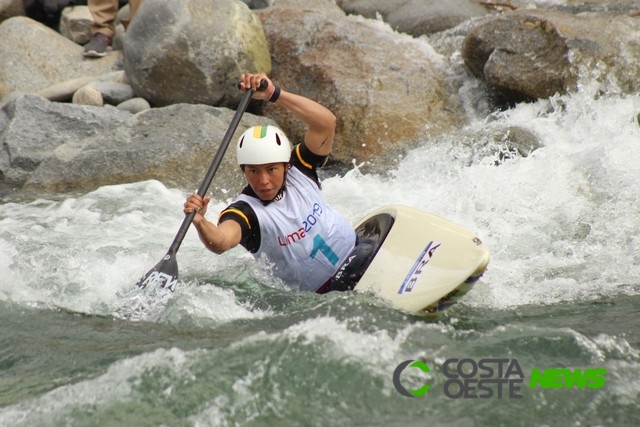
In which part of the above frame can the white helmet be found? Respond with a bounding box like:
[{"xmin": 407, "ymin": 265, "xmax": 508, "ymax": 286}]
[{"xmin": 236, "ymin": 125, "xmax": 292, "ymax": 166}]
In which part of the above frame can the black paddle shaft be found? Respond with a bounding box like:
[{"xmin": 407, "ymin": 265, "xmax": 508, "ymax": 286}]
[
  {"xmin": 135, "ymin": 80, "xmax": 265, "ymax": 292},
  {"xmin": 167, "ymin": 80, "xmax": 266, "ymax": 255}
]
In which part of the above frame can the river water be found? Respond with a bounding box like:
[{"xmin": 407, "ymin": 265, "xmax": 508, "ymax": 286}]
[{"xmin": 1, "ymin": 16, "xmax": 640, "ymax": 427}]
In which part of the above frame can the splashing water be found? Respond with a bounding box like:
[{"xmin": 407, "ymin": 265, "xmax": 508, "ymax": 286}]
[{"xmin": 1, "ymin": 56, "xmax": 639, "ymax": 427}]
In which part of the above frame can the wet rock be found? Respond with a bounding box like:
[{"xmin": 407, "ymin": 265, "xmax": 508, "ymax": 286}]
[
  {"xmin": 338, "ymin": 0, "xmax": 490, "ymax": 36},
  {"xmin": 462, "ymin": 11, "xmax": 574, "ymax": 102},
  {"xmin": 461, "ymin": 9, "xmax": 640, "ymax": 102}
]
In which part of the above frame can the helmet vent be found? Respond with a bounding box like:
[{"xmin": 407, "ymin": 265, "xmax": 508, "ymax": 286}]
[
  {"xmin": 275, "ymin": 134, "xmax": 281, "ymax": 146},
  {"xmin": 239, "ymin": 136, "xmax": 245, "ymax": 148}
]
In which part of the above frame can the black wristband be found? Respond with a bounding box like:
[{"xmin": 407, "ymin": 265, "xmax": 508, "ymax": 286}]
[{"xmin": 268, "ymin": 85, "xmax": 281, "ymax": 103}]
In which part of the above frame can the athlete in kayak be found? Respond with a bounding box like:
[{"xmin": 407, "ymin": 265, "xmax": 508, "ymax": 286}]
[{"xmin": 184, "ymin": 73, "xmax": 373, "ymax": 293}]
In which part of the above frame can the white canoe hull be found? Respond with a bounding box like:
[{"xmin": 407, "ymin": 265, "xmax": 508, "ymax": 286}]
[{"xmin": 353, "ymin": 205, "xmax": 490, "ymax": 316}]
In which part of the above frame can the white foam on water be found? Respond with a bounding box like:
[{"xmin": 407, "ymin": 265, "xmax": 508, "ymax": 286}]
[
  {"xmin": 1, "ymin": 83, "xmax": 639, "ymax": 316},
  {"xmin": 0, "ymin": 180, "xmax": 268, "ymax": 323},
  {"xmin": 323, "ymin": 87, "xmax": 640, "ymax": 310}
]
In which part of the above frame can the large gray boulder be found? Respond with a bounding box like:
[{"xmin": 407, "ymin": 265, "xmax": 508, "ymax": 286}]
[
  {"xmin": 23, "ymin": 101, "xmax": 275, "ymax": 197},
  {"xmin": 257, "ymin": 0, "xmax": 466, "ymax": 169},
  {"xmin": 123, "ymin": 0, "xmax": 272, "ymax": 108},
  {"xmin": 0, "ymin": 16, "xmax": 122, "ymax": 102},
  {"xmin": 461, "ymin": 9, "xmax": 640, "ymax": 101},
  {"xmin": 0, "ymin": 94, "xmax": 131, "ymax": 185}
]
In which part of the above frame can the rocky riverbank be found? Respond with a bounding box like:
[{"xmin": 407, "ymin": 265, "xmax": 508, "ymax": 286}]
[{"xmin": 1, "ymin": 0, "xmax": 639, "ymax": 198}]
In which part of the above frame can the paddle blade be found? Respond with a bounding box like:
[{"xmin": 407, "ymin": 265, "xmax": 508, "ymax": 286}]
[{"xmin": 135, "ymin": 252, "xmax": 179, "ymax": 293}]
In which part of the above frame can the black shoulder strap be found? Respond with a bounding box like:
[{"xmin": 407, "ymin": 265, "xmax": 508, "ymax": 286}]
[
  {"xmin": 218, "ymin": 200, "xmax": 261, "ymax": 253},
  {"xmin": 290, "ymin": 143, "xmax": 328, "ymax": 188}
]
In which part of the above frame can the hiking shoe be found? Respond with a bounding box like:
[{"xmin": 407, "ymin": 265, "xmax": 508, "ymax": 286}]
[{"xmin": 83, "ymin": 33, "xmax": 112, "ymax": 58}]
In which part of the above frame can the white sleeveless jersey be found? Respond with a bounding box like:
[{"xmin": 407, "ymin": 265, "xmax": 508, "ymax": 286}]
[{"xmin": 237, "ymin": 167, "xmax": 356, "ymax": 291}]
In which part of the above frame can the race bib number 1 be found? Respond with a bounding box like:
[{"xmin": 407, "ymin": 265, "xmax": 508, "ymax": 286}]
[{"xmin": 310, "ymin": 234, "xmax": 339, "ymax": 265}]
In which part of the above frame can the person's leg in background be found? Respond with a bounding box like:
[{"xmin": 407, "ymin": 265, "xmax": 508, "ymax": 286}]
[
  {"xmin": 83, "ymin": 0, "xmax": 118, "ymax": 57},
  {"xmin": 84, "ymin": 0, "xmax": 143, "ymax": 57}
]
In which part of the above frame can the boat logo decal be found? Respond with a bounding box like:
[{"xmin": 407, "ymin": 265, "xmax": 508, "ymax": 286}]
[{"xmin": 398, "ymin": 241, "xmax": 441, "ymax": 294}]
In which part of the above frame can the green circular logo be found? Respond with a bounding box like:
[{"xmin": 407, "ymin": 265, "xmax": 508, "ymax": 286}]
[{"xmin": 393, "ymin": 360, "xmax": 431, "ymax": 397}]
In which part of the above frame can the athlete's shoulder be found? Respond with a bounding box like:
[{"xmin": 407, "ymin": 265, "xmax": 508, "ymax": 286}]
[
  {"xmin": 219, "ymin": 200, "xmax": 261, "ymax": 253},
  {"xmin": 290, "ymin": 143, "xmax": 324, "ymax": 188},
  {"xmin": 291, "ymin": 143, "xmax": 328, "ymax": 171},
  {"xmin": 219, "ymin": 200, "xmax": 256, "ymax": 230}
]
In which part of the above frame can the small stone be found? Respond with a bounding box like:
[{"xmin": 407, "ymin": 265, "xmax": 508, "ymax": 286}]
[
  {"xmin": 59, "ymin": 6, "xmax": 93, "ymax": 45},
  {"xmin": 72, "ymin": 85, "xmax": 103, "ymax": 106},
  {"xmin": 88, "ymin": 81, "xmax": 135, "ymax": 105},
  {"xmin": 117, "ymin": 97, "xmax": 151, "ymax": 113}
]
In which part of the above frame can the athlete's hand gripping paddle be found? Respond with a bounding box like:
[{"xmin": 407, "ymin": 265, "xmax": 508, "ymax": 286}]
[{"xmin": 135, "ymin": 80, "xmax": 267, "ymax": 294}]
